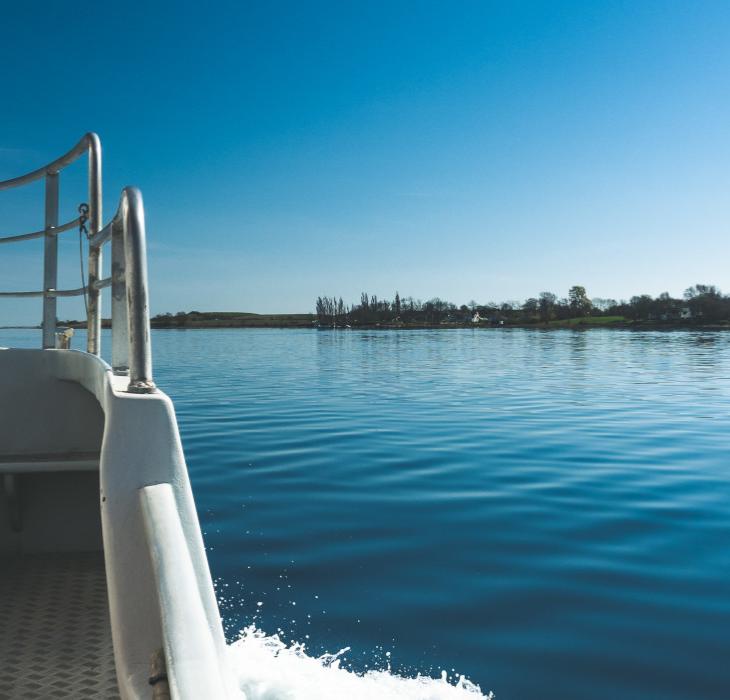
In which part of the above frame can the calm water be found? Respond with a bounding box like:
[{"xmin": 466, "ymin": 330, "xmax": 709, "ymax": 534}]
[{"xmin": 4, "ymin": 327, "xmax": 730, "ymax": 699}]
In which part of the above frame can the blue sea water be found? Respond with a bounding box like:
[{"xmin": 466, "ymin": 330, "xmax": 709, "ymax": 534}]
[{"xmin": 3, "ymin": 327, "xmax": 730, "ymax": 699}]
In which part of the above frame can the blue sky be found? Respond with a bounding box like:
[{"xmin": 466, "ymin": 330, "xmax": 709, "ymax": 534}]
[{"xmin": 1, "ymin": 1, "xmax": 729, "ymax": 323}]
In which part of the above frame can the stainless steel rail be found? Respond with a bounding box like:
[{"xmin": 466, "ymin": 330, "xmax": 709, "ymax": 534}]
[
  {"xmin": 0, "ymin": 217, "xmax": 83, "ymax": 245},
  {"xmin": 0, "ymin": 134, "xmax": 155, "ymax": 393},
  {"xmin": 0, "ymin": 133, "xmax": 100, "ymax": 349},
  {"xmin": 96, "ymin": 187, "xmax": 155, "ymax": 393},
  {"xmin": 0, "ymin": 287, "xmax": 87, "ymax": 298}
]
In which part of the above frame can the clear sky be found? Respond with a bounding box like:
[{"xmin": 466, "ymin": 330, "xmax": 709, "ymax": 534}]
[{"xmin": 1, "ymin": 1, "xmax": 729, "ymax": 323}]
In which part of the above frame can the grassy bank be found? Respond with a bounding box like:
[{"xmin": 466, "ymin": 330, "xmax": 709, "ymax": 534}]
[{"xmin": 150, "ymin": 312, "xmax": 316, "ymax": 328}]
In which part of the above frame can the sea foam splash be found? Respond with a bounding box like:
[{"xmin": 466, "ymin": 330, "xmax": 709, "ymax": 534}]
[{"xmin": 228, "ymin": 626, "xmax": 493, "ymax": 700}]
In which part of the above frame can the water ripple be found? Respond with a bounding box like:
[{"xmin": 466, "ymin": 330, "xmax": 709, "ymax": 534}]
[{"xmin": 4, "ymin": 327, "xmax": 730, "ymax": 698}]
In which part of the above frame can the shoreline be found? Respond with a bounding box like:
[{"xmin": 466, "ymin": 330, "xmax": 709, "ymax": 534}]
[
  {"xmin": 157, "ymin": 318, "xmax": 730, "ymax": 331},
  {"xmin": 45, "ymin": 320, "xmax": 730, "ymax": 331}
]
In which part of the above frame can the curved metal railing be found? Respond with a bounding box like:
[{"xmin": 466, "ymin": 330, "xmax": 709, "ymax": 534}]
[
  {"xmin": 0, "ymin": 134, "xmax": 155, "ymax": 393},
  {"xmin": 90, "ymin": 187, "xmax": 155, "ymax": 393},
  {"xmin": 0, "ymin": 217, "xmax": 84, "ymax": 246}
]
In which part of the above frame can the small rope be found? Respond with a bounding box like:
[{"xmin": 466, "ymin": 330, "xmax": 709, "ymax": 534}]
[{"xmin": 78, "ymin": 203, "xmax": 89, "ymax": 318}]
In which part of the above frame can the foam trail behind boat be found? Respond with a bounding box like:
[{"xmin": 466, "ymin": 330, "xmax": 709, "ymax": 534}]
[{"xmin": 228, "ymin": 626, "xmax": 493, "ymax": 700}]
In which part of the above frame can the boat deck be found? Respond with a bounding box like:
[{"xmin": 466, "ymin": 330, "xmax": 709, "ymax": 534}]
[{"xmin": 0, "ymin": 553, "xmax": 119, "ymax": 699}]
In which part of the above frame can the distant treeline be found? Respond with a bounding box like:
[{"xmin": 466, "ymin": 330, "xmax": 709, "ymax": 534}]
[
  {"xmin": 149, "ymin": 311, "xmax": 314, "ymax": 328},
  {"xmin": 315, "ymin": 285, "xmax": 730, "ymax": 327},
  {"xmin": 61, "ymin": 284, "xmax": 730, "ymax": 331}
]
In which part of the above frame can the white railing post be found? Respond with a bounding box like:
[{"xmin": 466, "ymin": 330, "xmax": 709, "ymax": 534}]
[{"xmin": 42, "ymin": 172, "xmax": 59, "ymax": 349}]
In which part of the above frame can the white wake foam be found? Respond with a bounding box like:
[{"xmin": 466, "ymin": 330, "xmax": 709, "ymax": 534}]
[{"xmin": 228, "ymin": 626, "xmax": 493, "ymax": 700}]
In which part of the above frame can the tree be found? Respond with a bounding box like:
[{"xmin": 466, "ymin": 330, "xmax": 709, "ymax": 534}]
[
  {"xmin": 628, "ymin": 295, "xmax": 653, "ymax": 320},
  {"xmin": 653, "ymin": 292, "xmax": 680, "ymax": 319},
  {"xmin": 568, "ymin": 286, "xmax": 592, "ymax": 316},
  {"xmin": 684, "ymin": 284, "xmax": 720, "ymax": 300},
  {"xmin": 538, "ymin": 292, "xmax": 557, "ymax": 322},
  {"xmin": 337, "ymin": 297, "xmax": 345, "ymax": 322},
  {"xmin": 555, "ymin": 298, "xmax": 572, "ymax": 320},
  {"xmin": 315, "ymin": 296, "xmax": 333, "ymax": 324},
  {"xmin": 684, "ymin": 284, "xmax": 726, "ymax": 321},
  {"xmin": 394, "ymin": 292, "xmax": 401, "ymax": 318},
  {"xmin": 591, "ymin": 298, "xmax": 617, "ymax": 313},
  {"xmin": 522, "ymin": 298, "xmax": 539, "ymax": 317}
]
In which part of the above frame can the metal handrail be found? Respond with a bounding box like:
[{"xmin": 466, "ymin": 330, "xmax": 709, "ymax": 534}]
[
  {"xmin": 99, "ymin": 187, "xmax": 155, "ymax": 393},
  {"xmin": 0, "ymin": 134, "xmax": 156, "ymax": 393},
  {"xmin": 0, "ymin": 132, "xmax": 101, "ymax": 350},
  {"xmin": 0, "ymin": 287, "xmax": 86, "ymax": 298},
  {"xmin": 0, "ymin": 216, "xmax": 83, "ymax": 245},
  {"xmin": 0, "ymin": 133, "xmax": 95, "ymax": 191}
]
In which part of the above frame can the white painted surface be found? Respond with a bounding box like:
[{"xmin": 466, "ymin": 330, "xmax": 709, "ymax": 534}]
[
  {"xmin": 141, "ymin": 484, "xmax": 229, "ymax": 699},
  {"xmin": 0, "ymin": 348, "xmax": 237, "ymax": 698}
]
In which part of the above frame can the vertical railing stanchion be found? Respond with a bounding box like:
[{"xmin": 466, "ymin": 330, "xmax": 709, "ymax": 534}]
[
  {"xmin": 122, "ymin": 188, "xmax": 155, "ymax": 393},
  {"xmin": 111, "ymin": 218, "xmax": 129, "ymax": 374},
  {"xmin": 42, "ymin": 172, "xmax": 59, "ymax": 349},
  {"xmin": 87, "ymin": 134, "xmax": 102, "ymax": 355}
]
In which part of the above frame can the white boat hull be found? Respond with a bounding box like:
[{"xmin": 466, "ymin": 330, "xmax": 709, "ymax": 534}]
[{"xmin": 0, "ymin": 348, "xmax": 235, "ymax": 698}]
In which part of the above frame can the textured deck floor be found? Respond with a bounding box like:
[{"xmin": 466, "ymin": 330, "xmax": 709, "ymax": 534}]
[{"xmin": 0, "ymin": 553, "xmax": 120, "ymax": 699}]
